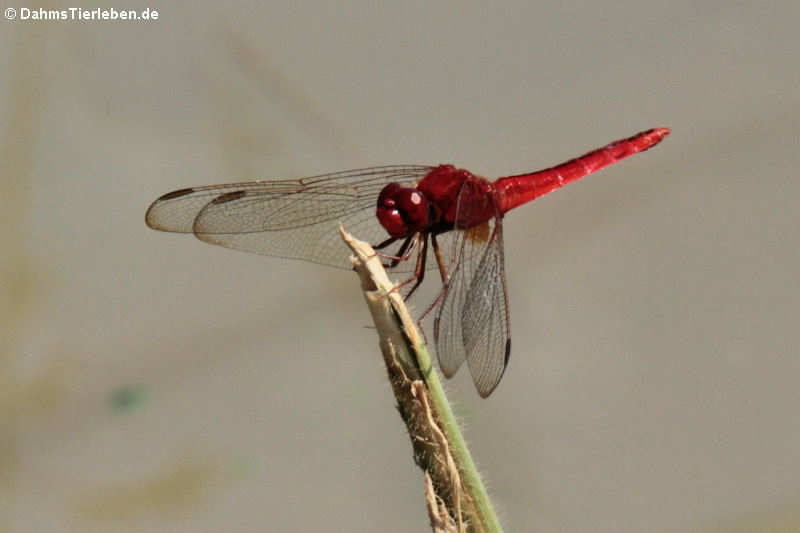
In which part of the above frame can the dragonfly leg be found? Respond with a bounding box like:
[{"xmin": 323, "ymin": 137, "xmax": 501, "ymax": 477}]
[
  {"xmin": 387, "ymin": 234, "xmax": 428, "ymax": 300},
  {"xmin": 422, "ymin": 234, "xmax": 453, "ymax": 342},
  {"xmin": 373, "ymin": 234, "xmax": 419, "ymax": 267},
  {"xmin": 414, "ymin": 281, "xmax": 449, "ymax": 348},
  {"xmin": 404, "ymin": 234, "xmax": 427, "ymax": 300},
  {"xmin": 371, "ymin": 236, "xmax": 398, "ymax": 266},
  {"xmin": 430, "ymin": 234, "xmax": 448, "ymax": 284},
  {"xmin": 374, "ymin": 236, "xmax": 398, "ymax": 250}
]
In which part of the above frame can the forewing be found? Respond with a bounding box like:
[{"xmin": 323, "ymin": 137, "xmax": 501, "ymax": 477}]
[
  {"xmin": 145, "ymin": 165, "xmax": 432, "ymax": 269},
  {"xmin": 434, "ymin": 228, "xmax": 472, "ymax": 379}
]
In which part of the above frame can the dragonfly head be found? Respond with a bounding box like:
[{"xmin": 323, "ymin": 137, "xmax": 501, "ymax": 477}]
[{"xmin": 376, "ymin": 182, "xmax": 439, "ymax": 237}]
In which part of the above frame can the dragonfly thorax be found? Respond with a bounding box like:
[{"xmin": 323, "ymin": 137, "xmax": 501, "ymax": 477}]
[{"xmin": 376, "ymin": 182, "xmax": 441, "ymax": 237}]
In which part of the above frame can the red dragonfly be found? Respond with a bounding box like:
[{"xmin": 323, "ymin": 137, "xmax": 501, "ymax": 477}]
[{"xmin": 146, "ymin": 128, "xmax": 670, "ymax": 397}]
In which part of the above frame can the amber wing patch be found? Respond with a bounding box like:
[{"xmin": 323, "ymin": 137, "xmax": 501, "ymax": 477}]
[{"xmin": 464, "ymin": 221, "xmax": 490, "ymax": 243}]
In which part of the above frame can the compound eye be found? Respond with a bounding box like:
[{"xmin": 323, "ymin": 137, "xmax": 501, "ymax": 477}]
[
  {"xmin": 377, "ymin": 207, "xmax": 408, "ymax": 237},
  {"xmin": 397, "ymin": 189, "xmax": 430, "ymax": 232},
  {"xmin": 376, "ymin": 183, "xmax": 411, "ymax": 237},
  {"xmin": 376, "ymin": 183, "xmax": 432, "ymax": 236}
]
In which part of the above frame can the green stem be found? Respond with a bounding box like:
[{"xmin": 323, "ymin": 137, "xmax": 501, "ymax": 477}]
[{"xmin": 412, "ymin": 341, "xmax": 504, "ymax": 533}]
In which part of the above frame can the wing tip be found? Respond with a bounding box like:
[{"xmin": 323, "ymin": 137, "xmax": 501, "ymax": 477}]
[
  {"xmin": 145, "ymin": 188, "xmax": 197, "ymax": 231},
  {"xmin": 476, "ymin": 338, "xmax": 511, "ymax": 398},
  {"xmin": 144, "ymin": 203, "xmax": 166, "ymax": 231},
  {"xmin": 434, "ymin": 317, "xmax": 461, "ymax": 379}
]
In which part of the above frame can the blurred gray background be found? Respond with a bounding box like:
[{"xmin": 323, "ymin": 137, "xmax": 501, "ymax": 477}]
[{"xmin": 2, "ymin": 2, "xmax": 799, "ymax": 532}]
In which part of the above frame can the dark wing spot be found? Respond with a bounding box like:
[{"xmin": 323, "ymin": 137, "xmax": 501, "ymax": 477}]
[
  {"xmin": 504, "ymin": 338, "xmax": 511, "ymax": 367},
  {"xmin": 158, "ymin": 188, "xmax": 195, "ymax": 201},
  {"xmin": 211, "ymin": 190, "xmax": 247, "ymax": 204}
]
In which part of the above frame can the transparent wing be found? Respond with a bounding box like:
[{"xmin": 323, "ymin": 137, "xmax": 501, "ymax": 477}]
[
  {"xmin": 460, "ymin": 222, "xmax": 511, "ymax": 397},
  {"xmin": 434, "ymin": 185, "xmax": 511, "ymax": 397},
  {"xmin": 145, "ymin": 165, "xmax": 433, "ymax": 269}
]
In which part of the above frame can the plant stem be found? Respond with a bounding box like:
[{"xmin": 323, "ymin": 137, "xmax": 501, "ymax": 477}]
[{"xmin": 341, "ymin": 227, "xmax": 503, "ymax": 533}]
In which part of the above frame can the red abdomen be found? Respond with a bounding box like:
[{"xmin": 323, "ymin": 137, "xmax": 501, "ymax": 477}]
[{"xmin": 494, "ymin": 128, "xmax": 670, "ymax": 214}]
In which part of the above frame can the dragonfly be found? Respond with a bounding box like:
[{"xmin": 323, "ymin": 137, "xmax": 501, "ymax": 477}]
[{"xmin": 146, "ymin": 127, "xmax": 670, "ymax": 397}]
